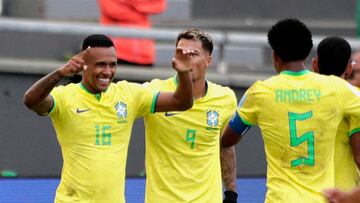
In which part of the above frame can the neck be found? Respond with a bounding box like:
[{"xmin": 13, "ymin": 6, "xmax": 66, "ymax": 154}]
[
  {"xmin": 278, "ymin": 61, "xmax": 306, "ymax": 73},
  {"xmin": 193, "ymin": 79, "xmax": 206, "ymax": 100}
]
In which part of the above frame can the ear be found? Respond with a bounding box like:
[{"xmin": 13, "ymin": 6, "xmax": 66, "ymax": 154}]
[
  {"xmin": 312, "ymin": 57, "xmax": 319, "ymax": 73},
  {"xmin": 344, "ymin": 62, "xmax": 353, "ymax": 79},
  {"xmin": 206, "ymin": 55, "xmax": 212, "ymax": 67}
]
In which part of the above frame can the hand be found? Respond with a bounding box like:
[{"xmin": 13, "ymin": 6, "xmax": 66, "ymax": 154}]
[
  {"xmin": 171, "ymin": 47, "xmax": 195, "ymax": 73},
  {"xmin": 223, "ymin": 190, "xmax": 238, "ymax": 203},
  {"xmin": 323, "ymin": 189, "xmax": 351, "ymax": 203},
  {"xmin": 59, "ymin": 48, "xmax": 90, "ymax": 77}
]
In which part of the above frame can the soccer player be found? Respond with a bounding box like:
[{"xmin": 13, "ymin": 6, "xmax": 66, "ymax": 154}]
[
  {"xmin": 143, "ymin": 28, "xmax": 238, "ymax": 203},
  {"xmin": 221, "ymin": 18, "xmax": 360, "ymax": 203},
  {"xmin": 312, "ymin": 36, "xmax": 360, "ymax": 191},
  {"xmin": 23, "ymin": 34, "xmax": 194, "ymax": 203}
]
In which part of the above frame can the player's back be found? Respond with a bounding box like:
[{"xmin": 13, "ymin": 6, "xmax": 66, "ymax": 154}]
[{"xmin": 241, "ymin": 70, "xmax": 354, "ymax": 202}]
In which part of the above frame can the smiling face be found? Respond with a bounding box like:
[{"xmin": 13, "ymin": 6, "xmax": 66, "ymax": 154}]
[
  {"xmin": 176, "ymin": 38, "xmax": 212, "ymax": 82},
  {"xmin": 82, "ymin": 47, "xmax": 117, "ymax": 93}
]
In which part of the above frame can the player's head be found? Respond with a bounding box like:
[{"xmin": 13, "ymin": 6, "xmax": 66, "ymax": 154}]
[
  {"xmin": 81, "ymin": 34, "xmax": 117, "ymax": 93},
  {"xmin": 347, "ymin": 51, "xmax": 360, "ymax": 87},
  {"xmin": 268, "ymin": 18, "xmax": 313, "ymax": 72},
  {"xmin": 175, "ymin": 28, "xmax": 213, "ymax": 82},
  {"xmin": 312, "ymin": 36, "xmax": 351, "ymax": 78}
]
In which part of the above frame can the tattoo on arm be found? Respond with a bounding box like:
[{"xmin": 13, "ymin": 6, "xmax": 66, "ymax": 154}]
[{"xmin": 220, "ymin": 146, "xmax": 237, "ymax": 191}]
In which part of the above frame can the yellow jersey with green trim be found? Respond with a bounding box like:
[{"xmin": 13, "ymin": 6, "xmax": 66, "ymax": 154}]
[
  {"xmin": 49, "ymin": 81, "xmax": 157, "ymax": 203},
  {"xmin": 334, "ymin": 114, "xmax": 360, "ymax": 190},
  {"xmin": 143, "ymin": 77, "xmax": 237, "ymax": 203},
  {"xmin": 236, "ymin": 70, "xmax": 360, "ymax": 203}
]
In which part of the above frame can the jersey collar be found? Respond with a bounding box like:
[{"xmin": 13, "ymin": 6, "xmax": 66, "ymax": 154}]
[
  {"xmin": 280, "ymin": 69, "xmax": 311, "ymax": 76},
  {"xmin": 79, "ymin": 83, "xmax": 102, "ymax": 101}
]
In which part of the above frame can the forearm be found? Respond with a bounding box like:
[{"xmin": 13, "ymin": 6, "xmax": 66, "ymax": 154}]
[
  {"xmin": 173, "ymin": 71, "xmax": 193, "ymax": 110},
  {"xmin": 220, "ymin": 146, "xmax": 237, "ymax": 191},
  {"xmin": 24, "ymin": 69, "xmax": 64, "ymax": 109}
]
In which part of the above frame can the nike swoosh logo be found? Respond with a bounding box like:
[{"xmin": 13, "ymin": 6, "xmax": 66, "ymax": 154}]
[
  {"xmin": 76, "ymin": 108, "xmax": 91, "ymax": 113},
  {"xmin": 164, "ymin": 112, "xmax": 179, "ymax": 117}
]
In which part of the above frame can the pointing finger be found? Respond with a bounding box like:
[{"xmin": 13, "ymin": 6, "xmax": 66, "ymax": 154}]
[{"xmin": 76, "ymin": 46, "xmax": 91, "ymax": 58}]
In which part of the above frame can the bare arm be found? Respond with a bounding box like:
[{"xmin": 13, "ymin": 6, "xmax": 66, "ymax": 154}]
[
  {"xmin": 350, "ymin": 132, "xmax": 360, "ymax": 169},
  {"xmin": 154, "ymin": 48, "xmax": 194, "ymax": 112},
  {"xmin": 220, "ymin": 146, "xmax": 237, "ymax": 191},
  {"xmin": 221, "ymin": 125, "xmax": 243, "ymax": 148},
  {"xmin": 23, "ymin": 49, "xmax": 88, "ymax": 114}
]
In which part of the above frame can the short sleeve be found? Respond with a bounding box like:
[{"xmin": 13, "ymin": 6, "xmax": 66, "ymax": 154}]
[
  {"xmin": 334, "ymin": 77, "xmax": 360, "ymax": 120},
  {"xmin": 220, "ymin": 89, "xmax": 238, "ymax": 134},
  {"xmin": 238, "ymin": 82, "xmax": 261, "ymax": 126},
  {"xmin": 349, "ymin": 115, "xmax": 360, "ymax": 137},
  {"xmin": 48, "ymin": 85, "xmax": 66, "ymax": 119},
  {"xmin": 128, "ymin": 82, "xmax": 159, "ymax": 117}
]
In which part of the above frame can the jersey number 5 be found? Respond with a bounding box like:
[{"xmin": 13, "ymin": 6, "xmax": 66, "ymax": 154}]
[{"xmin": 288, "ymin": 111, "xmax": 314, "ymax": 167}]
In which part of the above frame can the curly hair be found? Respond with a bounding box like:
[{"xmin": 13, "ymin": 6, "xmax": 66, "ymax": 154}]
[
  {"xmin": 268, "ymin": 19, "xmax": 313, "ymax": 62},
  {"xmin": 317, "ymin": 36, "xmax": 351, "ymax": 76}
]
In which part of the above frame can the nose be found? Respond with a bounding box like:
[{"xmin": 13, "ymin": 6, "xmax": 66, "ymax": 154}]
[{"xmin": 102, "ymin": 65, "xmax": 112, "ymax": 76}]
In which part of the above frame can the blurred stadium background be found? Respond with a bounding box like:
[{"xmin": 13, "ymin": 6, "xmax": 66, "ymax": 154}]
[{"xmin": 0, "ymin": 0, "xmax": 359, "ymax": 202}]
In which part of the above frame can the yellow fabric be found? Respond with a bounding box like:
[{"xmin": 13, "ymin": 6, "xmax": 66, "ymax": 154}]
[
  {"xmin": 237, "ymin": 70, "xmax": 360, "ymax": 203},
  {"xmin": 334, "ymin": 115, "xmax": 360, "ymax": 190},
  {"xmin": 49, "ymin": 81, "xmax": 156, "ymax": 203},
  {"xmin": 144, "ymin": 77, "xmax": 237, "ymax": 203}
]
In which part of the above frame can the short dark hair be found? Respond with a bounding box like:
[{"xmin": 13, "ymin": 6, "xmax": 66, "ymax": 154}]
[
  {"xmin": 82, "ymin": 34, "xmax": 114, "ymax": 50},
  {"xmin": 176, "ymin": 28, "xmax": 213, "ymax": 55},
  {"xmin": 317, "ymin": 36, "xmax": 351, "ymax": 76},
  {"xmin": 268, "ymin": 18, "xmax": 313, "ymax": 62}
]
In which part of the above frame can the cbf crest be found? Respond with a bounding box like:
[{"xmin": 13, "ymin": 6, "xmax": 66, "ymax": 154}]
[
  {"xmin": 115, "ymin": 102, "xmax": 127, "ymax": 119},
  {"xmin": 207, "ymin": 110, "xmax": 219, "ymax": 127}
]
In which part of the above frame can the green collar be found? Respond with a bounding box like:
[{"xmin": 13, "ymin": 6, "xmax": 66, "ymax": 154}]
[
  {"xmin": 280, "ymin": 69, "xmax": 310, "ymax": 76},
  {"xmin": 79, "ymin": 83, "xmax": 102, "ymax": 101}
]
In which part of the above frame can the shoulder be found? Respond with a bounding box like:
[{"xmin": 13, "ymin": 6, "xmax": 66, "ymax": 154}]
[
  {"xmin": 208, "ymin": 81, "xmax": 235, "ymax": 98},
  {"xmin": 207, "ymin": 81, "xmax": 237, "ymax": 107}
]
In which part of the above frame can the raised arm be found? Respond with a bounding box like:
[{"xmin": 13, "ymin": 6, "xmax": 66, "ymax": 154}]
[
  {"xmin": 23, "ymin": 49, "xmax": 88, "ymax": 114},
  {"xmin": 154, "ymin": 48, "xmax": 194, "ymax": 112}
]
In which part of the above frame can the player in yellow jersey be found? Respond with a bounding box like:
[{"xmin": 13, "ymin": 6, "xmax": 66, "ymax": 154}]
[
  {"xmin": 221, "ymin": 19, "xmax": 360, "ymax": 203},
  {"xmin": 143, "ymin": 29, "xmax": 238, "ymax": 203},
  {"xmin": 23, "ymin": 34, "xmax": 195, "ymax": 203},
  {"xmin": 312, "ymin": 36, "xmax": 360, "ymax": 191}
]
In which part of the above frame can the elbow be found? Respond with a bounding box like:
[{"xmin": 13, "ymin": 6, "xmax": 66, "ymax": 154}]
[{"xmin": 23, "ymin": 91, "xmax": 36, "ymax": 110}]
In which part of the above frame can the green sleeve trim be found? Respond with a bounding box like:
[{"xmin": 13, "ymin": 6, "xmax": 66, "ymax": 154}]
[
  {"xmin": 349, "ymin": 128, "xmax": 360, "ymax": 137},
  {"xmin": 48, "ymin": 95, "xmax": 56, "ymax": 116},
  {"xmin": 150, "ymin": 91, "xmax": 160, "ymax": 113},
  {"xmin": 240, "ymin": 115, "xmax": 254, "ymax": 126}
]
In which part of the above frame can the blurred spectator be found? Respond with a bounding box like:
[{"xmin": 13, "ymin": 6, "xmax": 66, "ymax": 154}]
[
  {"xmin": 347, "ymin": 51, "xmax": 360, "ymax": 88},
  {"xmin": 97, "ymin": 0, "xmax": 167, "ymax": 67}
]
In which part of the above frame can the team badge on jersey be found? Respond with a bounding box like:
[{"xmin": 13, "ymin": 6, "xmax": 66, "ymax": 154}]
[
  {"xmin": 115, "ymin": 102, "xmax": 127, "ymax": 119},
  {"xmin": 207, "ymin": 110, "xmax": 219, "ymax": 127}
]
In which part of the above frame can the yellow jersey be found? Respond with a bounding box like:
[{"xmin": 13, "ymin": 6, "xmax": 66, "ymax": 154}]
[
  {"xmin": 236, "ymin": 70, "xmax": 360, "ymax": 203},
  {"xmin": 49, "ymin": 81, "xmax": 157, "ymax": 203},
  {"xmin": 334, "ymin": 114, "xmax": 360, "ymax": 190},
  {"xmin": 144, "ymin": 77, "xmax": 237, "ymax": 203}
]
